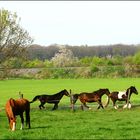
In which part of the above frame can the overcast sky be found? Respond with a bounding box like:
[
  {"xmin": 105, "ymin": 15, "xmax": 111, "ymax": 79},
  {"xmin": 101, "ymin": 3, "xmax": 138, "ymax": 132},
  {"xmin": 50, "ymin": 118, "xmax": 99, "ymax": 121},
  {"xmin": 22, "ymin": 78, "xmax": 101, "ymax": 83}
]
[{"xmin": 1, "ymin": 1, "xmax": 140, "ymax": 46}]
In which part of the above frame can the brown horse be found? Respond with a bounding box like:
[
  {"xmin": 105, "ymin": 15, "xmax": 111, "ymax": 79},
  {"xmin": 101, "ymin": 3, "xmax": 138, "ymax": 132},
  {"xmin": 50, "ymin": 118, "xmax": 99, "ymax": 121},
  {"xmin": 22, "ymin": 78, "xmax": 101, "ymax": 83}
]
[
  {"xmin": 107, "ymin": 86, "xmax": 138, "ymax": 109},
  {"xmin": 5, "ymin": 98, "xmax": 31, "ymax": 131},
  {"xmin": 70, "ymin": 88, "xmax": 110, "ymax": 111},
  {"xmin": 30, "ymin": 89, "xmax": 69, "ymax": 110}
]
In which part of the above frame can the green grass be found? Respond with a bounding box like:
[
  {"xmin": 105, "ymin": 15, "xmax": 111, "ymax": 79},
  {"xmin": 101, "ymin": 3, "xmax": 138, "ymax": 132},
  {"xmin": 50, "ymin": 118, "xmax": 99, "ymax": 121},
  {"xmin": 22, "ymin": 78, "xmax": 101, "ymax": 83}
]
[{"xmin": 1, "ymin": 78, "xmax": 140, "ymax": 139}]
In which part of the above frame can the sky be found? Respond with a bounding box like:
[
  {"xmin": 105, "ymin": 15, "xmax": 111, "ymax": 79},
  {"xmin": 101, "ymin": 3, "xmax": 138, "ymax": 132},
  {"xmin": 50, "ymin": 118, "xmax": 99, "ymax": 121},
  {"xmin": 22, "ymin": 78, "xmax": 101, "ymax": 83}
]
[{"xmin": 0, "ymin": 1, "xmax": 140, "ymax": 46}]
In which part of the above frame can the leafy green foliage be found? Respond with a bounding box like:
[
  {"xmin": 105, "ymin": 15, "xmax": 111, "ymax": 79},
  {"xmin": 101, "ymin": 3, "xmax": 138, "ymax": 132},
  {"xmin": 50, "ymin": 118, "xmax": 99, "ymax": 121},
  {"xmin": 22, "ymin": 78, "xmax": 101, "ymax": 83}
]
[
  {"xmin": 0, "ymin": 8, "xmax": 33, "ymax": 64},
  {"xmin": 133, "ymin": 51, "xmax": 140, "ymax": 65}
]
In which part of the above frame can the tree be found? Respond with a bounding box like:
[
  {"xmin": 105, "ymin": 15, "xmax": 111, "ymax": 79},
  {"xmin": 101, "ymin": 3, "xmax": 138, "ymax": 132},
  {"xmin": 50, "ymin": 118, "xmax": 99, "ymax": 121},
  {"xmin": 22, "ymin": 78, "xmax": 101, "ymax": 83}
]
[
  {"xmin": 0, "ymin": 8, "xmax": 33, "ymax": 64},
  {"xmin": 51, "ymin": 47, "xmax": 78, "ymax": 67}
]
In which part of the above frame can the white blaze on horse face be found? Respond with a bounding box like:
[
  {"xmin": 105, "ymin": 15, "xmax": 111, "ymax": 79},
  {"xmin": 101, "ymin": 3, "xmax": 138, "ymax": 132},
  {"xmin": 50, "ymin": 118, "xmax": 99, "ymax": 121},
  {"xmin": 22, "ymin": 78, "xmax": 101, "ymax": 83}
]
[
  {"xmin": 12, "ymin": 122, "xmax": 16, "ymax": 131},
  {"xmin": 118, "ymin": 91, "xmax": 126, "ymax": 99}
]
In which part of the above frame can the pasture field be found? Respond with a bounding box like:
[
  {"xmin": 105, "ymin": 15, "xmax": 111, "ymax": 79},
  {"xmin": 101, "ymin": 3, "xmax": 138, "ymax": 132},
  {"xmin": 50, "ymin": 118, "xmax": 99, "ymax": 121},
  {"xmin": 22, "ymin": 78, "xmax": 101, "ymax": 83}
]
[{"xmin": 0, "ymin": 78, "xmax": 140, "ymax": 139}]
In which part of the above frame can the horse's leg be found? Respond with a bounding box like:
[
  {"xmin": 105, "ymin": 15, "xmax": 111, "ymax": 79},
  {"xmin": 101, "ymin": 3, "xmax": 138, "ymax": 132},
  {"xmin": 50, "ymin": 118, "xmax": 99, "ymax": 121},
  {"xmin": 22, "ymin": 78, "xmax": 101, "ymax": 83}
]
[
  {"xmin": 52, "ymin": 103, "xmax": 59, "ymax": 110},
  {"xmin": 123, "ymin": 101, "xmax": 132, "ymax": 109},
  {"xmin": 112, "ymin": 99, "xmax": 118, "ymax": 109},
  {"xmin": 128, "ymin": 101, "xmax": 132, "ymax": 109},
  {"xmin": 80, "ymin": 104, "xmax": 84, "ymax": 110},
  {"xmin": 97, "ymin": 99, "xmax": 104, "ymax": 109},
  {"xmin": 39, "ymin": 104, "xmax": 42, "ymax": 109},
  {"xmin": 39, "ymin": 102, "xmax": 46, "ymax": 109},
  {"xmin": 20, "ymin": 113, "xmax": 24, "ymax": 130},
  {"xmin": 83, "ymin": 102, "xmax": 90, "ymax": 109},
  {"xmin": 25, "ymin": 106, "xmax": 31, "ymax": 129}
]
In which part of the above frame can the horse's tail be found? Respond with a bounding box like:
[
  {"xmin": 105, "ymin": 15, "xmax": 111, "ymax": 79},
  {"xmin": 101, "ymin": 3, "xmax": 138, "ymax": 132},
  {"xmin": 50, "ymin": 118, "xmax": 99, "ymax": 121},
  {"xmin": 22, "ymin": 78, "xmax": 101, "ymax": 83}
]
[
  {"xmin": 30, "ymin": 95, "xmax": 40, "ymax": 103},
  {"xmin": 25, "ymin": 101, "xmax": 31, "ymax": 129},
  {"xmin": 71, "ymin": 94, "xmax": 79, "ymax": 104},
  {"xmin": 104, "ymin": 94, "xmax": 110, "ymax": 108}
]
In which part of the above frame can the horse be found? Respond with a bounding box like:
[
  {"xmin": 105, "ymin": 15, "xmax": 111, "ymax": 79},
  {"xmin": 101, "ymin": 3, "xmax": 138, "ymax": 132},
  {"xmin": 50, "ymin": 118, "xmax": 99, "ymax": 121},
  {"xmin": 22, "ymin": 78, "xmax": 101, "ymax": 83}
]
[
  {"xmin": 5, "ymin": 98, "xmax": 31, "ymax": 131},
  {"xmin": 30, "ymin": 89, "xmax": 70, "ymax": 110},
  {"xmin": 70, "ymin": 88, "xmax": 110, "ymax": 111},
  {"xmin": 107, "ymin": 86, "xmax": 138, "ymax": 109}
]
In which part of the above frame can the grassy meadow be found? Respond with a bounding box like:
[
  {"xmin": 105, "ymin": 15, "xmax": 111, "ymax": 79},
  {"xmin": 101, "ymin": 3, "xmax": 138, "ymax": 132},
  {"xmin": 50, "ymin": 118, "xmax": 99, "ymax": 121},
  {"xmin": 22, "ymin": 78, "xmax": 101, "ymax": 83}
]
[{"xmin": 1, "ymin": 78, "xmax": 140, "ymax": 139}]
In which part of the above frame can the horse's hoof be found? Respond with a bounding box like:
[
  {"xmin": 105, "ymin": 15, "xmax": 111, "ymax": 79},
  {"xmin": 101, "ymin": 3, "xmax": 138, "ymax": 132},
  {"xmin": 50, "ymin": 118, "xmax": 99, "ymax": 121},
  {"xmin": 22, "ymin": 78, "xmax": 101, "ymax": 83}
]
[{"xmin": 114, "ymin": 106, "xmax": 118, "ymax": 110}]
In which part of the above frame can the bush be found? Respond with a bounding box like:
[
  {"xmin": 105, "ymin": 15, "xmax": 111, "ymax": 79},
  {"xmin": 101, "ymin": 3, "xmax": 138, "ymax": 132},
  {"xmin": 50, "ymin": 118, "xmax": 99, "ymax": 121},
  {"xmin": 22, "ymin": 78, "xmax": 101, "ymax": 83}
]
[
  {"xmin": 3, "ymin": 57, "xmax": 23, "ymax": 68},
  {"xmin": 90, "ymin": 65, "xmax": 99, "ymax": 73},
  {"xmin": 123, "ymin": 56, "xmax": 133, "ymax": 65},
  {"xmin": 133, "ymin": 51, "xmax": 140, "ymax": 65},
  {"xmin": 91, "ymin": 56, "xmax": 104, "ymax": 65}
]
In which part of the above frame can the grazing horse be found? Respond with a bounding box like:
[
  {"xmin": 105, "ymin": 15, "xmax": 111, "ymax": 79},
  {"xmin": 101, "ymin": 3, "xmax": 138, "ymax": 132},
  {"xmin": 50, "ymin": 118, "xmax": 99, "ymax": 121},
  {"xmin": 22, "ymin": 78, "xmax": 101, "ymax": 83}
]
[
  {"xmin": 5, "ymin": 98, "xmax": 31, "ymax": 131},
  {"xmin": 70, "ymin": 88, "xmax": 110, "ymax": 110},
  {"xmin": 107, "ymin": 86, "xmax": 138, "ymax": 109},
  {"xmin": 30, "ymin": 89, "xmax": 69, "ymax": 110}
]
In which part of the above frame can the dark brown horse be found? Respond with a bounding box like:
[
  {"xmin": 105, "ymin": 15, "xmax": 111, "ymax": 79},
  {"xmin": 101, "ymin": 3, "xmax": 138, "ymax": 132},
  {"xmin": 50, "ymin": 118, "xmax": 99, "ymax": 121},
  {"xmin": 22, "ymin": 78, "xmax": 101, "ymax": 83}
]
[
  {"xmin": 107, "ymin": 86, "xmax": 138, "ymax": 109},
  {"xmin": 5, "ymin": 98, "xmax": 31, "ymax": 131},
  {"xmin": 70, "ymin": 88, "xmax": 110, "ymax": 111},
  {"xmin": 30, "ymin": 89, "xmax": 69, "ymax": 110}
]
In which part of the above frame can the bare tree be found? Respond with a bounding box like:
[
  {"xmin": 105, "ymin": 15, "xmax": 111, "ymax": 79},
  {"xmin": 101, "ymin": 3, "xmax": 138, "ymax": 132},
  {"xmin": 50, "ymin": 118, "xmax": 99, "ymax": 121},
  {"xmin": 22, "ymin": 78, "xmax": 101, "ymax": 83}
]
[{"xmin": 0, "ymin": 8, "xmax": 33, "ymax": 64}]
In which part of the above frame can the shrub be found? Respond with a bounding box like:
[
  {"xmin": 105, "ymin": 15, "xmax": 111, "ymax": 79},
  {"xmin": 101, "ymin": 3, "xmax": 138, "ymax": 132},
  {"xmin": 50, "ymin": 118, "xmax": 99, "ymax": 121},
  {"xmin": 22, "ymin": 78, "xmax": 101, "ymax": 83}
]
[
  {"xmin": 123, "ymin": 56, "xmax": 133, "ymax": 65},
  {"xmin": 91, "ymin": 56, "xmax": 104, "ymax": 66},
  {"xmin": 90, "ymin": 65, "xmax": 99, "ymax": 73},
  {"xmin": 133, "ymin": 51, "xmax": 140, "ymax": 65}
]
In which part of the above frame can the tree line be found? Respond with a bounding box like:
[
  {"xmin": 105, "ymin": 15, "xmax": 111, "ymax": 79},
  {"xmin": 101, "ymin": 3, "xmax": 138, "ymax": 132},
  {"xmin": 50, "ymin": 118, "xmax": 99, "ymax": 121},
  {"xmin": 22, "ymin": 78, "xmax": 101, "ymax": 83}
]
[{"xmin": 27, "ymin": 44, "xmax": 140, "ymax": 60}]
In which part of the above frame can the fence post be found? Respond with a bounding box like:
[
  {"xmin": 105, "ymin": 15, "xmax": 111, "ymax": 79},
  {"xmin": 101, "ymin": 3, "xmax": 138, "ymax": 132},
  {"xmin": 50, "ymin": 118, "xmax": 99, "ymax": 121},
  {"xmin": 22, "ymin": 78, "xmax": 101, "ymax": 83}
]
[
  {"xmin": 19, "ymin": 92, "xmax": 23, "ymax": 99},
  {"xmin": 70, "ymin": 89, "xmax": 74, "ymax": 111}
]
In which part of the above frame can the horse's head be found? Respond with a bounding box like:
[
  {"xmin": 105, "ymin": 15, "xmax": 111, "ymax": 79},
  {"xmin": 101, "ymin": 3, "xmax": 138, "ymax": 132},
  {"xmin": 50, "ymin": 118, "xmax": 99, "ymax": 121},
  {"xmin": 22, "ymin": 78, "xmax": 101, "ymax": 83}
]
[
  {"xmin": 9, "ymin": 119, "xmax": 16, "ymax": 131},
  {"xmin": 105, "ymin": 88, "xmax": 110, "ymax": 96},
  {"xmin": 63, "ymin": 89, "xmax": 70, "ymax": 97},
  {"xmin": 130, "ymin": 86, "xmax": 138, "ymax": 95}
]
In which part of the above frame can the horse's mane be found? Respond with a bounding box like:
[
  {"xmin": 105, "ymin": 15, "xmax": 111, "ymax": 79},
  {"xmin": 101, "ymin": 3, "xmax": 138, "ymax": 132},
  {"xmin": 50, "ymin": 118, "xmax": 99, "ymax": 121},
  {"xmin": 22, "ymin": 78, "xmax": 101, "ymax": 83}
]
[
  {"xmin": 42, "ymin": 89, "xmax": 66, "ymax": 96},
  {"xmin": 6, "ymin": 98, "xmax": 15, "ymax": 120},
  {"xmin": 92, "ymin": 89, "xmax": 106, "ymax": 94},
  {"xmin": 9, "ymin": 98, "xmax": 15, "ymax": 108},
  {"xmin": 50, "ymin": 89, "xmax": 67, "ymax": 96}
]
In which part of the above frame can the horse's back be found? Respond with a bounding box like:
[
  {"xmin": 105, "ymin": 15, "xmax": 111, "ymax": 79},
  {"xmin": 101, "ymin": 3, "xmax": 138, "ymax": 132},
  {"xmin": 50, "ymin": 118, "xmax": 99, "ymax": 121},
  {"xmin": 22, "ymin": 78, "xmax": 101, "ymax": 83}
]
[
  {"xmin": 6, "ymin": 98, "xmax": 30, "ymax": 115},
  {"xmin": 16, "ymin": 98, "xmax": 30, "ymax": 104},
  {"xmin": 109, "ymin": 91, "xmax": 119, "ymax": 99},
  {"xmin": 79, "ymin": 92, "xmax": 99, "ymax": 102},
  {"xmin": 79, "ymin": 92, "xmax": 97, "ymax": 98},
  {"xmin": 15, "ymin": 98, "xmax": 30, "ymax": 110}
]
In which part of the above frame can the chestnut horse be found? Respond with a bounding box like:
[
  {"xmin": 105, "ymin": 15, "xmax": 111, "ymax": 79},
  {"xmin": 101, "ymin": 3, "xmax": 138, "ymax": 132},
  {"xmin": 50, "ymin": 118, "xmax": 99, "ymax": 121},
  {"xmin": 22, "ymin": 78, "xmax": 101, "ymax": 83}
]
[
  {"xmin": 107, "ymin": 86, "xmax": 138, "ymax": 109},
  {"xmin": 70, "ymin": 88, "xmax": 110, "ymax": 111},
  {"xmin": 5, "ymin": 98, "xmax": 31, "ymax": 131},
  {"xmin": 30, "ymin": 89, "xmax": 69, "ymax": 110}
]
